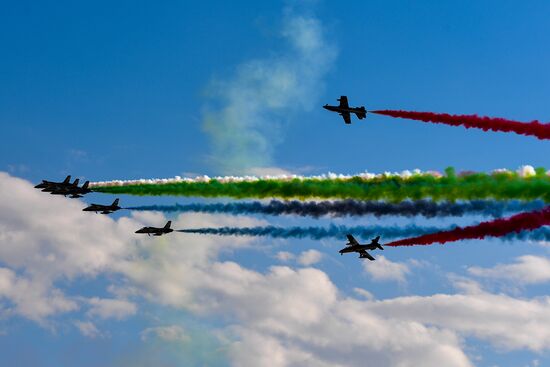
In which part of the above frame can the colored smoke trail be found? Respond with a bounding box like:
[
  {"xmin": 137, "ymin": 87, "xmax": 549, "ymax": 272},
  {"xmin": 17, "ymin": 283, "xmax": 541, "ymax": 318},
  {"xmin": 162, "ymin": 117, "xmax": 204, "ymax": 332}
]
[
  {"xmin": 177, "ymin": 224, "xmax": 550, "ymax": 242},
  {"xmin": 372, "ymin": 110, "xmax": 550, "ymax": 140},
  {"xmin": 178, "ymin": 224, "xmax": 446, "ymax": 240},
  {"xmin": 385, "ymin": 207, "xmax": 550, "ymax": 247},
  {"xmin": 128, "ymin": 200, "xmax": 546, "ymax": 218},
  {"xmin": 92, "ymin": 167, "xmax": 550, "ymax": 202}
]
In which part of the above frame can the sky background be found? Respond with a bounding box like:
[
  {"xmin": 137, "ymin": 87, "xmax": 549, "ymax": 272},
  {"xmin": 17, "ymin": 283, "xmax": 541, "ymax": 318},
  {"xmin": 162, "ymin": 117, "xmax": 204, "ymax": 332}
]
[{"xmin": 1, "ymin": 1, "xmax": 550, "ymax": 366}]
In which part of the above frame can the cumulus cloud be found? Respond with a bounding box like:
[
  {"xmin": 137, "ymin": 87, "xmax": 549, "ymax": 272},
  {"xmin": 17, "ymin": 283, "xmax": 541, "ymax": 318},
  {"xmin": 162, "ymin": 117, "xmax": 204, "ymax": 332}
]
[
  {"xmin": 0, "ymin": 172, "xmax": 134, "ymax": 322},
  {"xmin": 5, "ymin": 172, "xmax": 550, "ymax": 365},
  {"xmin": 468, "ymin": 255, "xmax": 550, "ymax": 285},
  {"xmin": 297, "ymin": 249, "xmax": 323, "ymax": 266},
  {"xmin": 74, "ymin": 320, "xmax": 102, "ymax": 338},
  {"xmin": 0, "ymin": 267, "xmax": 77, "ymax": 323},
  {"xmin": 367, "ymin": 286, "xmax": 550, "ymax": 352},
  {"xmin": 201, "ymin": 8, "xmax": 337, "ymax": 174},
  {"xmin": 86, "ymin": 297, "xmax": 137, "ymax": 320},
  {"xmin": 363, "ymin": 256, "xmax": 411, "ymax": 283}
]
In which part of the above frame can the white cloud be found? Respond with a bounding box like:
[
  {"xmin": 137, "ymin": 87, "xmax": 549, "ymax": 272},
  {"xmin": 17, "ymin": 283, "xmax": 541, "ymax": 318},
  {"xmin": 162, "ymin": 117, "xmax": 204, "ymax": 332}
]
[
  {"xmin": 201, "ymin": 9, "xmax": 337, "ymax": 174},
  {"xmin": 276, "ymin": 251, "xmax": 295, "ymax": 262},
  {"xmin": 6, "ymin": 172, "xmax": 550, "ymax": 365},
  {"xmin": 86, "ymin": 297, "xmax": 137, "ymax": 320},
  {"xmin": 363, "ymin": 256, "xmax": 411, "ymax": 283},
  {"xmin": 0, "ymin": 267, "xmax": 77, "ymax": 323},
  {"xmin": 367, "ymin": 288, "xmax": 550, "ymax": 352},
  {"xmin": 74, "ymin": 320, "xmax": 102, "ymax": 338},
  {"xmin": 297, "ymin": 249, "xmax": 323, "ymax": 266},
  {"xmin": 468, "ymin": 255, "xmax": 550, "ymax": 285},
  {"xmin": 353, "ymin": 287, "xmax": 375, "ymax": 300},
  {"xmin": 141, "ymin": 325, "xmax": 189, "ymax": 343}
]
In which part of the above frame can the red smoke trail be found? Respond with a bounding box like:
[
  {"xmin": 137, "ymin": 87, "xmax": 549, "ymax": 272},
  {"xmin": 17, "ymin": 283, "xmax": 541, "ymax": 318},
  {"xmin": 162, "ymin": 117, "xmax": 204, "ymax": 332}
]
[
  {"xmin": 386, "ymin": 206, "xmax": 550, "ymax": 247},
  {"xmin": 372, "ymin": 110, "xmax": 550, "ymax": 140}
]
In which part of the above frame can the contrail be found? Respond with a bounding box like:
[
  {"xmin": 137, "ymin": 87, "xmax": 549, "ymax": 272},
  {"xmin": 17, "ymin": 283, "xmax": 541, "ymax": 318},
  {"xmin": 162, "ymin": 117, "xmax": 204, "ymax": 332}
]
[
  {"xmin": 385, "ymin": 206, "xmax": 550, "ymax": 247},
  {"xmin": 372, "ymin": 110, "xmax": 550, "ymax": 140},
  {"xmin": 91, "ymin": 167, "xmax": 550, "ymax": 202},
  {"xmin": 176, "ymin": 224, "xmax": 550, "ymax": 242},
  {"xmin": 127, "ymin": 200, "xmax": 546, "ymax": 218}
]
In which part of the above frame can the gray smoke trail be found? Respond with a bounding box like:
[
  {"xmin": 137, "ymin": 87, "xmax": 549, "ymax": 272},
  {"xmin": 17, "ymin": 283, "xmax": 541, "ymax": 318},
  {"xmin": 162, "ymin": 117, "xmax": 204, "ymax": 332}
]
[
  {"xmin": 128, "ymin": 200, "xmax": 546, "ymax": 218},
  {"xmin": 178, "ymin": 224, "xmax": 550, "ymax": 241}
]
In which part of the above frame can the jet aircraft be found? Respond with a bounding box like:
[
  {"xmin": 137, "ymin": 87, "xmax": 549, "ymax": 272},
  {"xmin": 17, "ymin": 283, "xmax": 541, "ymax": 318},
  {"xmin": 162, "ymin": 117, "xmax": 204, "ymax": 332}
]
[
  {"xmin": 44, "ymin": 178, "xmax": 79, "ymax": 193},
  {"xmin": 135, "ymin": 221, "xmax": 174, "ymax": 236},
  {"xmin": 323, "ymin": 96, "xmax": 367, "ymax": 124},
  {"xmin": 83, "ymin": 199, "xmax": 121, "ymax": 214},
  {"xmin": 339, "ymin": 234, "xmax": 384, "ymax": 261},
  {"xmin": 35, "ymin": 175, "xmax": 72, "ymax": 189},
  {"xmin": 50, "ymin": 180, "xmax": 90, "ymax": 198}
]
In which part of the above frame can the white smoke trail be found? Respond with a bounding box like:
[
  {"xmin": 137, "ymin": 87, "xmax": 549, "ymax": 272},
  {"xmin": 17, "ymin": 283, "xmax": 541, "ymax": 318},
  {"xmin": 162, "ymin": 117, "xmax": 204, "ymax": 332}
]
[{"xmin": 90, "ymin": 166, "xmax": 544, "ymax": 187}]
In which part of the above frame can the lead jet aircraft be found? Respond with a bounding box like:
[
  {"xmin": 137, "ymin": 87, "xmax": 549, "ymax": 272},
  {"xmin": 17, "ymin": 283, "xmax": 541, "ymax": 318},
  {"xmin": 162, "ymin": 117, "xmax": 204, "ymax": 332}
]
[
  {"xmin": 50, "ymin": 180, "xmax": 90, "ymax": 198},
  {"xmin": 135, "ymin": 221, "xmax": 174, "ymax": 236},
  {"xmin": 323, "ymin": 96, "xmax": 367, "ymax": 124},
  {"xmin": 339, "ymin": 234, "xmax": 384, "ymax": 261},
  {"xmin": 35, "ymin": 175, "xmax": 72, "ymax": 189},
  {"xmin": 83, "ymin": 199, "xmax": 121, "ymax": 214},
  {"xmin": 43, "ymin": 178, "xmax": 79, "ymax": 193}
]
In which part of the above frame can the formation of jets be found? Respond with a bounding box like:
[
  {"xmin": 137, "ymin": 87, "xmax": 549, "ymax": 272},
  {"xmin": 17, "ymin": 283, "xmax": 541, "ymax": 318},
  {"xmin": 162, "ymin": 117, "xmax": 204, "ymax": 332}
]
[
  {"xmin": 339, "ymin": 234, "xmax": 384, "ymax": 261},
  {"xmin": 323, "ymin": 96, "xmax": 367, "ymax": 124},
  {"xmin": 34, "ymin": 175, "xmax": 91, "ymax": 198},
  {"xmin": 38, "ymin": 143, "xmax": 388, "ymax": 260}
]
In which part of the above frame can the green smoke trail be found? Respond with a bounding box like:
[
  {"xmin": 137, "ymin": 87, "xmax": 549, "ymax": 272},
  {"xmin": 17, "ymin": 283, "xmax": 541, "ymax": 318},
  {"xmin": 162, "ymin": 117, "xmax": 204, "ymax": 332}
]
[{"xmin": 92, "ymin": 168, "xmax": 550, "ymax": 202}]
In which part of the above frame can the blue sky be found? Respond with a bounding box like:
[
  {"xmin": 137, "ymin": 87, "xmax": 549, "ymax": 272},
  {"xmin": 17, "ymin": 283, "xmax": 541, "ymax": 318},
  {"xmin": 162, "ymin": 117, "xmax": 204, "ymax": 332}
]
[{"xmin": 1, "ymin": 1, "xmax": 550, "ymax": 366}]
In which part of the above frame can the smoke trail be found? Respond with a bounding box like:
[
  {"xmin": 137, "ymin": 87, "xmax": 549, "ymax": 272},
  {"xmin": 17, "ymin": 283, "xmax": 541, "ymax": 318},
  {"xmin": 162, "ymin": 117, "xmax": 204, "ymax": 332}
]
[
  {"xmin": 177, "ymin": 224, "xmax": 550, "ymax": 242},
  {"xmin": 178, "ymin": 224, "xmax": 446, "ymax": 240},
  {"xmin": 92, "ymin": 167, "xmax": 550, "ymax": 202},
  {"xmin": 202, "ymin": 10, "xmax": 336, "ymax": 174},
  {"xmin": 385, "ymin": 207, "xmax": 550, "ymax": 247},
  {"xmin": 372, "ymin": 110, "xmax": 550, "ymax": 140},
  {"xmin": 127, "ymin": 200, "xmax": 546, "ymax": 218}
]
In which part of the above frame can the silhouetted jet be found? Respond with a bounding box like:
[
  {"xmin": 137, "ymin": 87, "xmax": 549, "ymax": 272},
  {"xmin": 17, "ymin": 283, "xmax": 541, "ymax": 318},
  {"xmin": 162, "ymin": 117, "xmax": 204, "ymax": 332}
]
[
  {"xmin": 83, "ymin": 199, "xmax": 121, "ymax": 214},
  {"xmin": 42, "ymin": 178, "xmax": 79, "ymax": 193},
  {"xmin": 135, "ymin": 221, "xmax": 174, "ymax": 236},
  {"xmin": 323, "ymin": 96, "xmax": 367, "ymax": 124},
  {"xmin": 50, "ymin": 180, "xmax": 91, "ymax": 198},
  {"xmin": 35, "ymin": 175, "xmax": 72, "ymax": 189},
  {"xmin": 339, "ymin": 234, "xmax": 383, "ymax": 261}
]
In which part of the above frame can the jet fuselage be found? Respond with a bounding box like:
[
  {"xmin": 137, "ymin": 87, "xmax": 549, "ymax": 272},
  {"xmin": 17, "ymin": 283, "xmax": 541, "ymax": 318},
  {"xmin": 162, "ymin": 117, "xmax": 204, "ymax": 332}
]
[{"xmin": 323, "ymin": 105, "xmax": 366, "ymax": 115}]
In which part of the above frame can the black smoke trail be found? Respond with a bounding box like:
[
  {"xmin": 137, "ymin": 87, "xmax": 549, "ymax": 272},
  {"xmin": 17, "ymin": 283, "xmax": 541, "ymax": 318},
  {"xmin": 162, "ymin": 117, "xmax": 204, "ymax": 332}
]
[
  {"xmin": 178, "ymin": 224, "xmax": 447, "ymax": 240},
  {"xmin": 128, "ymin": 200, "xmax": 546, "ymax": 218}
]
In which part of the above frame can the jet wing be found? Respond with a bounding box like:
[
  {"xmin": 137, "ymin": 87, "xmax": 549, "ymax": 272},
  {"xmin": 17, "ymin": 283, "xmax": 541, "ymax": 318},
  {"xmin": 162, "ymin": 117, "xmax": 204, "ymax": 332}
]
[
  {"xmin": 346, "ymin": 234, "xmax": 359, "ymax": 245},
  {"xmin": 338, "ymin": 96, "xmax": 349, "ymax": 108},
  {"xmin": 359, "ymin": 250, "xmax": 375, "ymax": 261},
  {"xmin": 340, "ymin": 112, "xmax": 351, "ymax": 124}
]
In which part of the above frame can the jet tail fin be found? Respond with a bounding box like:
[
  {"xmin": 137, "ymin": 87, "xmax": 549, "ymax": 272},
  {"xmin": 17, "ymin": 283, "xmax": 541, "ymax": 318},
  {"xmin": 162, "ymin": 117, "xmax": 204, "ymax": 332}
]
[
  {"xmin": 82, "ymin": 181, "xmax": 89, "ymax": 189},
  {"xmin": 356, "ymin": 107, "xmax": 367, "ymax": 119},
  {"xmin": 73, "ymin": 178, "xmax": 80, "ymax": 186},
  {"xmin": 112, "ymin": 198, "xmax": 119, "ymax": 206},
  {"xmin": 63, "ymin": 175, "xmax": 71, "ymax": 184},
  {"xmin": 164, "ymin": 221, "xmax": 172, "ymax": 229}
]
